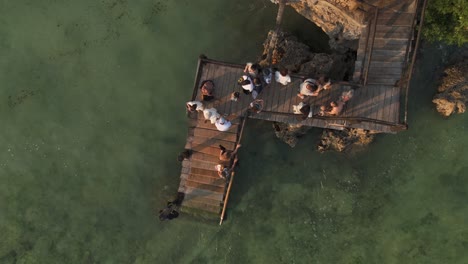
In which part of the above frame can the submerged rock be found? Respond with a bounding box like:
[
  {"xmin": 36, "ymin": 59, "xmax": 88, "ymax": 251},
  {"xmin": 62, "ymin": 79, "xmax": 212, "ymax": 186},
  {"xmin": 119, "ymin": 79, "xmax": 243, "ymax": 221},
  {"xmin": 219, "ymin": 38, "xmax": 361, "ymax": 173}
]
[
  {"xmin": 432, "ymin": 57, "xmax": 468, "ymax": 117},
  {"xmin": 317, "ymin": 128, "xmax": 374, "ymax": 153},
  {"xmin": 273, "ymin": 122, "xmax": 311, "ymax": 147}
]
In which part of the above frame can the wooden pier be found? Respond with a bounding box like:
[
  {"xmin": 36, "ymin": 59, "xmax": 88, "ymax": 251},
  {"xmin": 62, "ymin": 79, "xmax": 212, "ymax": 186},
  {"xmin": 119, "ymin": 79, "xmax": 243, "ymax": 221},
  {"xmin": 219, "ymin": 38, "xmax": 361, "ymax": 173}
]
[{"xmin": 175, "ymin": 0, "xmax": 427, "ymax": 223}]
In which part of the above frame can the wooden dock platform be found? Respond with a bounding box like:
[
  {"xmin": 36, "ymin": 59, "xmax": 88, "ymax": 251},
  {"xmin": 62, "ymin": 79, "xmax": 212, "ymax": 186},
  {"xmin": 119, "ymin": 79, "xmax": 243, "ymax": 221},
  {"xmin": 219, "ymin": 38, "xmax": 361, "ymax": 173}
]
[{"xmin": 175, "ymin": 0, "xmax": 427, "ymax": 222}]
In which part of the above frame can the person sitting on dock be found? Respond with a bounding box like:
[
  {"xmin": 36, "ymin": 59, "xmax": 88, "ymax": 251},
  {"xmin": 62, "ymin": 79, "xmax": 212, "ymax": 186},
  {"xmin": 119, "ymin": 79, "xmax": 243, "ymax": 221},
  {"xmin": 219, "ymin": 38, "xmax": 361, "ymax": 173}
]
[
  {"xmin": 326, "ymin": 101, "xmax": 345, "ymax": 116},
  {"xmin": 238, "ymin": 75, "xmax": 254, "ymax": 95},
  {"xmin": 219, "ymin": 144, "xmax": 241, "ymax": 162},
  {"xmin": 293, "ymin": 102, "xmax": 312, "ymax": 120},
  {"xmin": 275, "ymin": 68, "xmax": 291, "ymax": 86},
  {"xmin": 186, "ymin": 100, "xmax": 204, "ymax": 112},
  {"xmin": 215, "ymin": 117, "xmax": 232, "ymax": 131},
  {"xmin": 244, "ymin": 62, "xmax": 260, "ymax": 78},
  {"xmin": 199, "ymin": 80, "xmax": 215, "ymax": 101},
  {"xmin": 203, "ymin": 107, "xmax": 220, "ymax": 124},
  {"xmin": 215, "ymin": 157, "xmax": 239, "ymax": 179},
  {"xmin": 248, "ymin": 99, "xmax": 264, "ymax": 114},
  {"xmin": 297, "ymin": 78, "xmax": 322, "ymax": 99}
]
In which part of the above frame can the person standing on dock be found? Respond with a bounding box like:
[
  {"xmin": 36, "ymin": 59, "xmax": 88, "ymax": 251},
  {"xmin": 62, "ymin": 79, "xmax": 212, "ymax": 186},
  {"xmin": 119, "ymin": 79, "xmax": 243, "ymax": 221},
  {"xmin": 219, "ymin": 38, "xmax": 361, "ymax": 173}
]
[
  {"xmin": 199, "ymin": 80, "xmax": 215, "ymax": 101},
  {"xmin": 244, "ymin": 62, "xmax": 260, "ymax": 78},
  {"xmin": 238, "ymin": 75, "xmax": 254, "ymax": 95},
  {"xmin": 275, "ymin": 68, "xmax": 291, "ymax": 85}
]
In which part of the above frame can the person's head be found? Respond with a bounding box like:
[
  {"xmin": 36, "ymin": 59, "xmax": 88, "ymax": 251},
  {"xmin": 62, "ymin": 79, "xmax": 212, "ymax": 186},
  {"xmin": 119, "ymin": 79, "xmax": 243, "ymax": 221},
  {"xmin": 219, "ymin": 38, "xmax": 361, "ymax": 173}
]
[
  {"xmin": 306, "ymin": 83, "xmax": 318, "ymax": 92},
  {"xmin": 238, "ymin": 75, "xmax": 250, "ymax": 85},
  {"xmin": 279, "ymin": 68, "xmax": 288, "ymax": 77},
  {"xmin": 330, "ymin": 101, "xmax": 337, "ymax": 107},
  {"xmin": 230, "ymin": 91, "xmax": 240, "ymax": 101},
  {"xmin": 262, "ymin": 68, "xmax": 271, "ymax": 76},
  {"xmin": 218, "ymin": 117, "xmax": 226, "ymax": 125},
  {"xmin": 249, "ymin": 63, "xmax": 259, "ymax": 73},
  {"xmin": 186, "ymin": 103, "xmax": 197, "ymax": 112},
  {"xmin": 320, "ymin": 105, "xmax": 326, "ymax": 111}
]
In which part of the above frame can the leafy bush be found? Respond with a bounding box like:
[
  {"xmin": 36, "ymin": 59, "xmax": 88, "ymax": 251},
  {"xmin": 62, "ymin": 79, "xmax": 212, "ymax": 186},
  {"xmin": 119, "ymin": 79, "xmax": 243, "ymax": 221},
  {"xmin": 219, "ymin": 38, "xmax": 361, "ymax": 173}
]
[{"xmin": 423, "ymin": 0, "xmax": 468, "ymax": 46}]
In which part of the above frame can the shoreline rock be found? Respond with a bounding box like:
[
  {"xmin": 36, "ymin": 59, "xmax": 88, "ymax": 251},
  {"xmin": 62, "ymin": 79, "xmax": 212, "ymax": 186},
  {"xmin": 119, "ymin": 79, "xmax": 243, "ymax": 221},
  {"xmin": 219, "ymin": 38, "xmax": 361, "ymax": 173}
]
[
  {"xmin": 432, "ymin": 53, "xmax": 468, "ymax": 117},
  {"xmin": 317, "ymin": 128, "xmax": 374, "ymax": 153}
]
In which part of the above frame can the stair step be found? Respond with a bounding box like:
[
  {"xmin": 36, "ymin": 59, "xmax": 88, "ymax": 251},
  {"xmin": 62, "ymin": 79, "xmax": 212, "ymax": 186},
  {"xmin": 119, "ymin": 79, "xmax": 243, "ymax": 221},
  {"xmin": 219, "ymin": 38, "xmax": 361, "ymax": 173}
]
[
  {"xmin": 185, "ymin": 179, "xmax": 225, "ymax": 193},
  {"xmin": 182, "ymin": 199, "xmax": 221, "ymax": 214},
  {"xmin": 184, "ymin": 187, "xmax": 224, "ymax": 201}
]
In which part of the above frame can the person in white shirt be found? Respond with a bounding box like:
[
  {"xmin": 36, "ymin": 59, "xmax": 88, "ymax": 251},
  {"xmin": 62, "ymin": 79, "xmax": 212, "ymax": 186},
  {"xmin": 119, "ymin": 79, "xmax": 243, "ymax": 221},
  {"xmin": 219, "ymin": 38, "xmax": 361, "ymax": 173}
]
[
  {"xmin": 186, "ymin": 101, "xmax": 204, "ymax": 112},
  {"xmin": 203, "ymin": 108, "xmax": 220, "ymax": 124},
  {"xmin": 298, "ymin": 78, "xmax": 322, "ymax": 99},
  {"xmin": 275, "ymin": 68, "xmax": 291, "ymax": 85},
  {"xmin": 215, "ymin": 117, "xmax": 232, "ymax": 131},
  {"xmin": 238, "ymin": 75, "xmax": 254, "ymax": 94}
]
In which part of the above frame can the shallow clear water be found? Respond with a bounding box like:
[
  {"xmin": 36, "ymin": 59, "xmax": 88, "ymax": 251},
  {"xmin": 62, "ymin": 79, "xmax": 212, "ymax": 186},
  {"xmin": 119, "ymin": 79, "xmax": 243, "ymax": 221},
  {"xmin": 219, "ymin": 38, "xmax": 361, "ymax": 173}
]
[{"xmin": 0, "ymin": 0, "xmax": 467, "ymax": 263}]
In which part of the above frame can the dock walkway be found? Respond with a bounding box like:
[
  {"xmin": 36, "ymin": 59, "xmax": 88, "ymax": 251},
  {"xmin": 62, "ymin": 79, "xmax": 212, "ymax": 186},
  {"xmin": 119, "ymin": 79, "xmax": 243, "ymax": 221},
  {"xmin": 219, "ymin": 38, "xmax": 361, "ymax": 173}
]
[{"xmin": 175, "ymin": 0, "xmax": 427, "ymax": 222}]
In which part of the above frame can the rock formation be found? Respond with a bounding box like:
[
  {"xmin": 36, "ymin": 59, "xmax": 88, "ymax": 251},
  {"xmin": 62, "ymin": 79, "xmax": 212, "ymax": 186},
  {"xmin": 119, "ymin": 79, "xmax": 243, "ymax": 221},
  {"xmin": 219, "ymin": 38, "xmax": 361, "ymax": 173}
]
[
  {"xmin": 317, "ymin": 128, "xmax": 374, "ymax": 153},
  {"xmin": 271, "ymin": 0, "xmax": 367, "ymax": 50},
  {"xmin": 432, "ymin": 57, "xmax": 468, "ymax": 117}
]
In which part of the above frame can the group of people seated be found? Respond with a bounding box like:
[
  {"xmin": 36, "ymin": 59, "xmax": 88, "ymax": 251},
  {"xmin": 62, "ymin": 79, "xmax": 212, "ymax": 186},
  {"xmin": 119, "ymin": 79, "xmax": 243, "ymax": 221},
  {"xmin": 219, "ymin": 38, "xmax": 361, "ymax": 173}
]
[
  {"xmin": 293, "ymin": 88, "xmax": 354, "ymax": 120},
  {"xmin": 186, "ymin": 100, "xmax": 232, "ymax": 132}
]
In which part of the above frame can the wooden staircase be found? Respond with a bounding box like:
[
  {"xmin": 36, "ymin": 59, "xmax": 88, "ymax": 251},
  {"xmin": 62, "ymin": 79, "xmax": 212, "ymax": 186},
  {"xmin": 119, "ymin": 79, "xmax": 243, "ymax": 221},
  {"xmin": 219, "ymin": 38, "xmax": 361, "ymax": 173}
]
[
  {"xmin": 354, "ymin": 0, "xmax": 417, "ymax": 86},
  {"xmin": 178, "ymin": 113, "xmax": 243, "ymax": 220}
]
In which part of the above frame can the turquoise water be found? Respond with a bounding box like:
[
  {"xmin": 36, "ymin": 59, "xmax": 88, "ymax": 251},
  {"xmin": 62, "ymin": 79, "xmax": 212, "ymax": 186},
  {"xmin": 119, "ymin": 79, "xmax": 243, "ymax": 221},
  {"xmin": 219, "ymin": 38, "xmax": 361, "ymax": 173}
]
[{"xmin": 1, "ymin": 0, "xmax": 467, "ymax": 263}]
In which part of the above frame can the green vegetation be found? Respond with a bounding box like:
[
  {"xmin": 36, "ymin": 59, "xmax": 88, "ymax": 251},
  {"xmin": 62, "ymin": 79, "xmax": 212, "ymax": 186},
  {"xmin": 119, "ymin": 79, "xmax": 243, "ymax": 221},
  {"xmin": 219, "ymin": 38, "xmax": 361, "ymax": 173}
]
[{"xmin": 423, "ymin": 0, "xmax": 468, "ymax": 45}]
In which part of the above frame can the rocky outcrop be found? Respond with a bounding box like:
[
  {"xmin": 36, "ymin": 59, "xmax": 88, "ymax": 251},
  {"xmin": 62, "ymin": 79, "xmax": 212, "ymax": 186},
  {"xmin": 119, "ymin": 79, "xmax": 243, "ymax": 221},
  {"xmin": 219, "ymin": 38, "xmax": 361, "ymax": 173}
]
[
  {"xmin": 260, "ymin": 31, "xmax": 355, "ymax": 80},
  {"xmin": 273, "ymin": 122, "xmax": 311, "ymax": 147},
  {"xmin": 271, "ymin": 0, "xmax": 367, "ymax": 49},
  {"xmin": 317, "ymin": 128, "xmax": 374, "ymax": 152},
  {"xmin": 432, "ymin": 58, "xmax": 468, "ymax": 117}
]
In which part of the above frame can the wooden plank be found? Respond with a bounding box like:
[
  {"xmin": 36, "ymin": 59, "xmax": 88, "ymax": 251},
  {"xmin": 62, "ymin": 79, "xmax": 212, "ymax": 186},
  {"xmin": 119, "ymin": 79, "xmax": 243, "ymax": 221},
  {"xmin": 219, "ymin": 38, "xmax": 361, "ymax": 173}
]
[
  {"xmin": 184, "ymin": 195, "xmax": 222, "ymax": 207},
  {"xmin": 192, "ymin": 147, "xmax": 222, "ymax": 157},
  {"xmin": 389, "ymin": 86, "xmax": 400, "ymax": 123},
  {"xmin": 188, "ymin": 174, "xmax": 226, "ymax": 187},
  {"xmin": 189, "ymin": 160, "xmax": 220, "ymax": 171},
  {"xmin": 376, "ymin": 85, "xmax": 390, "ymax": 122},
  {"xmin": 377, "ymin": 16, "xmax": 413, "ymax": 26},
  {"xmin": 189, "ymin": 118, "xmax": 239, "ymax": 132},
  {"xmin": 223, "ymin": 67, "xmax": 236, "ymax": 116},
  {"xmin": 188, "ymin": 137, "xmax": 235, "ymax": 152},
  {"xmin": 366, "ymin": 61, "xmax": 404, "ymax": 68},
  {"xmin": 191, "ymin": 151, "xmax": 220, "ymax": 162},
  {"xmin": 368, "ymin": 67, "xmax": 402, "ymax": 75},
  {"xmin": 191, "ymin": 167, "xmax": 219, "ymax": 178},
  {"xmin": 185, "ymin": 180, "xmax": 225, "ymax": 193},
  {"xmin": 192, "ymin": 128, "xmax": 237, "ymax": 142},
  {"xmin": 371, "ymin": 49, "xmax": 406, "ymax": 57},
  {"xmin": 182, "ymin": 199, "xmax": 221, "ymax": 213}
]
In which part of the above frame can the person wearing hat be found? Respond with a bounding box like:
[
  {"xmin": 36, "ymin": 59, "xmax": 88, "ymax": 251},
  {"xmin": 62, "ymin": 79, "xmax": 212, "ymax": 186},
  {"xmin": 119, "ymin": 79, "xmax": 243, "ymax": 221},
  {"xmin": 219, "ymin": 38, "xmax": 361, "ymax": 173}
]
[{"xmin": 215, "ymin": 117, "xmax": 232, "ymax": 131}]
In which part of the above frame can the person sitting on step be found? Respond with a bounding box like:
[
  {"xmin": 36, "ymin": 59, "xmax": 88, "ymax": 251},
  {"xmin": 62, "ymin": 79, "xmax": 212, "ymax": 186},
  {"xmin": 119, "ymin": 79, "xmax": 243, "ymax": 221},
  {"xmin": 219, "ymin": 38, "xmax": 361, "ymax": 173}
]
[
  {"xmin": 248, "ymin": 99, "xmax": 264, "ymax": 114},
  {"xmin": 298, "ymin": 78, "xmax": 322, "ymax": 99},
  {"xmin": 203, "ymin": 107, "xmax": 220, "ymax": 124},
  {"xmin": 219, "ymin": 144, "xmax": 241, "ymax": 162},
  {"xmin": 186, "ymin": 100, "xmax": 204, "ymax": 112},
  {"xmin": 215, "ymin": 117, "xmax": 232, "ymax": 132},
  {"xmin": 199, "ymin": 80, "xmax": 215, "ymax": 101},
  {"xmin": 215, "ymin": 157, "xmax": 239, "ymax": 179},
  {"xmin": 326, "ymin": 101, "xmax": 345, "ymax": 116},
  {"xmin": 252, "ymin": 77, "xmax": 263, "ymax": 99},
  {"xmin": 262, "ymin": 68, "xmax": 273, "ymax": 84}
]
